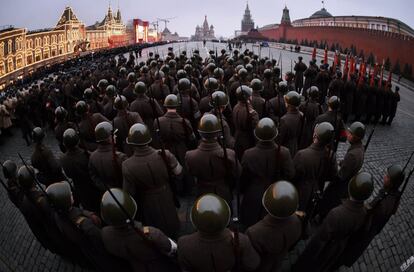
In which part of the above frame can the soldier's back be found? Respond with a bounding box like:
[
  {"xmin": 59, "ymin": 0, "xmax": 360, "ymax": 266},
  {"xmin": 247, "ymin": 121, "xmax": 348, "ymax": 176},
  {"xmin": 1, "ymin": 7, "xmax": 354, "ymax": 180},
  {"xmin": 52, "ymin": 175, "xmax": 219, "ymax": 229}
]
[
  {"xmin": 178, "ymin": 229, "xmax": 260, "ymax": 272},
  {"xmin": 247, "ymin": 214, "xmax": 302, "ymax": 272}
]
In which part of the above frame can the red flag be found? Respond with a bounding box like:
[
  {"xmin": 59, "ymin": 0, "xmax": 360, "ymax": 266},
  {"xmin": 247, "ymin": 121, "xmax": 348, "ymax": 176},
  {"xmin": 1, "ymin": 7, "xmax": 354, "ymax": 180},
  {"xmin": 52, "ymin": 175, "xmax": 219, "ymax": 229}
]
[
  {"xmin": 349, "ymin": 56, "xmax": 355, "ymax": 79},
  {"xmin": 379, "ymin": 59, "xmax": 385, "ymax": 88},
  {"xmin": 312, "ymin": 47, "xmax": 316, "ymax": 60},
  {"xmin": 333, "ymin": 54, "xmax": 337, "ymax": 71},
  {"xmin": 324, "ymin": 48, "xmax": 328, "ymax": 64},
  {"xmin": 387, "ymin": 71, "xmax": 393, "ymax": 87},
  {"xmin": 358, "ymin": 62, "xmax": 366, "ymax": 86},
  {"xmin": 337, "ymin": 53, "xmax": 342, "ymax": 68},
  {"xmin": 370, "ymin": 64, "xmax": 377, "ymax": 87},
  {"xmin": 343, "ymin": 55, "xmax": 349, "ymax": 80}
]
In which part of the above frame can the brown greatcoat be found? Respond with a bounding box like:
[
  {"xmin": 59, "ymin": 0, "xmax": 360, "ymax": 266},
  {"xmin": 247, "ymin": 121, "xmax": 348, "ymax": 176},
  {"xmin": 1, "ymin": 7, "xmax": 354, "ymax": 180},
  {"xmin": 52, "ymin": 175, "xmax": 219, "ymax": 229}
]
[
  {"xmin": 78, "ymin": 113, "xmax": 109, "ymax": 152},
  {"xmin": 278, "ymin": 108, "xmax": 304, "ymax": 157},
  {"xmin": 232, "ymin": 101, "xmax": 260, "ymax": 160},
  {"xmin": 246, "ymin": 214, "xmax": 302, "ymax": 272},
  {"xmin": 240, "ymin": 141, "xmax": 295, "ymax": 227},
  {"xmin": 130, "ymin": 94, "xmax": 163, "ymax": 134},
  {"xmin": 339, "ymin": 188, "xmax": 400, "ymax": 267},
  {"xmin": 60, "ymin": 147, "xmax": 101, "ymax": 213},
  {"xmin": 185, "ymin": 140, "xmax": 241, "ymax": 205},
  {"xmin": 102, "ymin": 222, "xmax": 179, "ymax": 272},
  {"xmin": 178, "ymin": 229, "xmax": 260, "ymax": 272},
  {"xmin": 293, "ymin": 143, "xmax": 337, "ymax": 212},
  {"xmin": 266, "ymin": 95, "xmax": 286, "ymax": 125},
  {"xmin": 88, "ymin": 143, "xmax": 128, "ymax": 191},
  {"xmin": 293, "ymin": 200, "xmax": 367, "ymax": 272},
  {"xmin": 122, "ymin": 146, "xmax": 181, "ymax": 238},
  {"xmin": 31, "ymin": 143, "xmax": 64, "ymax": 186},
  {"xmin": 113, "ymin": 110, "xmax": 143, "ymax": 156},
  {"xmin": 317, "ymin": 141, "xmax": 364, "ymax": 217}
]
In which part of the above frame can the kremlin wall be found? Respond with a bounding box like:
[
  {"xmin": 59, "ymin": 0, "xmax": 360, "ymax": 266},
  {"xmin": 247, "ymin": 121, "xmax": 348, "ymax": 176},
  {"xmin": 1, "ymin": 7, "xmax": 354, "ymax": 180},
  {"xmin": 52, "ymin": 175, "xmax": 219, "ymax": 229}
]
[{"xmin": 258, "ymin": 6, "xmax": 414, "ymax": 78}]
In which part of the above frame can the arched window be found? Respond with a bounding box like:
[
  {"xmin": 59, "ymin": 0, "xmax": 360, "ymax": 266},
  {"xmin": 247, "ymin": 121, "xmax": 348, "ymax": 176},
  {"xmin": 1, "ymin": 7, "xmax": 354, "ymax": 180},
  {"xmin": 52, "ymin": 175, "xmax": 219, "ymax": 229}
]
[
  {"xmin": 0, "ymin": 42, "xmax": 4, "ymax": 57},
  {"xmin": 8, "ymin": 40, "xmax": 13, "ymax": 53},
  {"xmin": 8, "ymin": 57, "xmax": 14, "ymax": 72},
  {"xmin": 0, "ymin": 61, "xmax": 5, "ymax": 75}
]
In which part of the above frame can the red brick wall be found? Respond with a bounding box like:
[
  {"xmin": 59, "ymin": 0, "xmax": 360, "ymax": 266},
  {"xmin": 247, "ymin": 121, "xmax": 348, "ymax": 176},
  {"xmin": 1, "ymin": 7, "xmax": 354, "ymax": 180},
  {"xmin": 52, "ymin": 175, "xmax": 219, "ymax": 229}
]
[{"xmin": 260, "ymin": 26, "xmax": 414, "ymax": 69}]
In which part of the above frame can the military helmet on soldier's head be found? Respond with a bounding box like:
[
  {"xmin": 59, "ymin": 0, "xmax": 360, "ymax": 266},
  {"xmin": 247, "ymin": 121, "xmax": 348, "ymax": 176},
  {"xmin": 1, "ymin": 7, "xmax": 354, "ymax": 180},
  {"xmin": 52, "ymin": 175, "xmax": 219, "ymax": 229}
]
[
  {"xmin": 191, "ymin": 194, "xmax": 230, "ymax": 234},
  {"xmin": 83, "ymin": 88, "xmax": 93, "ymax": 100},
  {"xmin": 278, "ymin": 81, "xmax": 288, "ymax": 94},
  {"xmin": 204, "ymin": 78, "xmax": 219, "ymax": 92},
  {"xmin": 154, "ymin": 71, "xmax": 165, "ymax": 80},
  {"xmin": 184, "ymin": 64, "xmax": 193, "ymax": 73},
  {"xmin": 386, "ymin": 165, "xmax": 405, "ymax": 189},
  {"xmin": 328, "ymin": 96, "xmax": 340, "ymax": 110},
  {"xmin": 63, "ymin": 128, "xmax": 80, "ymax": 148},
  {"xmin": 127, "ymin": 72, "xmax": 136, "ymax": 83},
  {"xmin": 55, "ymin": 106, "xmax": 67, "ymax": 121},
  {"xmin": 315, "ymin": 122, "xmax": 334, "ymax": 144},
  {"xmin": 32, "ymin": 127, "xmax": 45, "ymax": 143},
  {"xmin": 178, "ymin": 78, "xmax": 191, "ymax": 93},
  {"xmin": 213, "ymin": 68, "xmax": 224, "ymax": 79},
  {"xmin": 250, "ymin": 78, "xmax": 263, "ymax": 92},
  {"xmin": 2, "ymin": 160, "xmax": 17, "ymax": 179},
  {"xmin": 114, "ymin": 95, "xmax": 128, "ymax": 110},
  {"xmin": 238, "ymin": 68, "xmax": 248, "ymax": 79},
  {"xmin": 75, "ymin": 100, "xmax": 88, "ymax": 116},
  {"xmin": 254, "ymin": 118, "xmax": 278, "ymax": 142},
  {"xmin": 262, "ymin": 181, "xmax": 298, "ymax": 218},
  {"xmin": 198, "ymin": 114, "xmax": 221, "ymax": 138},
  {"xmin": 46, "ymin": 182, "xmax": 72, "ymax": 212},
  {"xmin": 17, "ymin": 166, "xmax": 35, "ymax": 189},
  {"xmin": 284, "ymin": 91, "xmax": 301, "ymax": 107},
  {"xmin": 101, "ymin": 188, "xmax": 137, "ymax": 226},
  {"xmin": 126, "ymin": 123, "xmax": 152, "ymax": 146},
  {"xmin": 95, "ymin": 121, "xmax": 113, "ymax": 143},
  {"xmin": 348, "ymin": 172, "xmax": 374, "ymax": 201},
  {"xmin": 119, "ymin": 67, "xmax": 127, "ymax": 75},
  {"xmin": 160, "ymin": 64, "xmax": 170, "ymax": 74},
  {"xmin": 106, "ymin": 85, "xmax": 117, "ymax": 98},
  {"xmin": 140, "ymin": 66, "xmax": 149, "ymax": 74},
  {"xmin": 134, "ymin": 81, "xmax": 147, "ymax": 95},
  {"xmin": 236, "ymin": 85, "xmax": 252, "ymax": 101},
  {"xmin": 309, "ymin": 86, "xmax": 319, "ymax": 99},
  {"xmin": 348, "ymin": 122, "xmax": 366, "ymax": 139},
  {"xmin": 98, "ymin": 79, "xmax": 109, "ymax": 90},
  {"xmin": 164, "ymin": 94, "xmax": 179, "ymax": 108},
  {"xmin": 263, "ymin": 69, "xmax": 273, "ymax": 79},
  {"xmin": 176, "ymin": 69, "xmax": 188, "ymax": 80},
  {"xmin": 210, "ymin": 91, "xmax": 229, "ymax": 108}
]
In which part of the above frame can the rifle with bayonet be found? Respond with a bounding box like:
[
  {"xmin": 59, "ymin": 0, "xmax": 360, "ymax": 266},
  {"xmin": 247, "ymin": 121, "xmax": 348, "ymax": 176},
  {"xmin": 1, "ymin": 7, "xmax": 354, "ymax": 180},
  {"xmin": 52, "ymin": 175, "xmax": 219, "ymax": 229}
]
[{"xmin": 364, "ymin": 123, "xmax": 376, "ymax": 152}]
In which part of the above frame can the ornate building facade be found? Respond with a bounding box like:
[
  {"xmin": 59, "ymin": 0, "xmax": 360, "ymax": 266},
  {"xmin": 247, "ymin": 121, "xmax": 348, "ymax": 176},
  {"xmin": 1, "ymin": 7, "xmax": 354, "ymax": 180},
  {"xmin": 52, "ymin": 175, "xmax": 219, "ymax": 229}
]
[
  {"xmin": 0, "ymin": 5, "xmax": 129, "ymax": 89},
  {"xmin": 192, "ymin": 16, "xmax": 215, "ymax": 41},
  {"xmin": 241, "ymin": 3, "xmax": 255, "ymax": 32}
]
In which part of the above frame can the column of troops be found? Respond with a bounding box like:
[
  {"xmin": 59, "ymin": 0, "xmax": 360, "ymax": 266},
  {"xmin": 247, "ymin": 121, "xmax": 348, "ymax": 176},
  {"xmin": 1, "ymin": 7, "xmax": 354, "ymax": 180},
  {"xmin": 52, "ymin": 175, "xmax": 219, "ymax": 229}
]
[{"xmin": 1, "ymin": 44, "xmax": 412, "ymax": 272}]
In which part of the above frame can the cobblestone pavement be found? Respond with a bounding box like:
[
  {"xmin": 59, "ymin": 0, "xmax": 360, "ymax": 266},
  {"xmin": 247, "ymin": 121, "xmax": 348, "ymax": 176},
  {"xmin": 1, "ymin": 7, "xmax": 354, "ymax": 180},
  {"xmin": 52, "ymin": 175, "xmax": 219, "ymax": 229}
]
[{"xmin": 0, "ymin": 42, "xmax": 414, "ymax": 271}]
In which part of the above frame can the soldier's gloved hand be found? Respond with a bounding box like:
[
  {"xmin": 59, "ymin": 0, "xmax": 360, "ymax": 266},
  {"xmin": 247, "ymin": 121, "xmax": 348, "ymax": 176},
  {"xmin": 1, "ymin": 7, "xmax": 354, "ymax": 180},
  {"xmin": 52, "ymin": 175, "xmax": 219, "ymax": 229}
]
[{"xmin": 295, "ymin": 211, "xmax": 306, "ymax": 219}]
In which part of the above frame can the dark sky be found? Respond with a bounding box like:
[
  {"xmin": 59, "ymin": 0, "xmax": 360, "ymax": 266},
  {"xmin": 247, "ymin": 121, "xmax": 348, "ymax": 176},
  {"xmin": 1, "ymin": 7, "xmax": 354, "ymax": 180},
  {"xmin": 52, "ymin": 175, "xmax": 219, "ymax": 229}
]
[{"xmin": 1, "ymin": 0, "xmax": 413, "ymax": 38}]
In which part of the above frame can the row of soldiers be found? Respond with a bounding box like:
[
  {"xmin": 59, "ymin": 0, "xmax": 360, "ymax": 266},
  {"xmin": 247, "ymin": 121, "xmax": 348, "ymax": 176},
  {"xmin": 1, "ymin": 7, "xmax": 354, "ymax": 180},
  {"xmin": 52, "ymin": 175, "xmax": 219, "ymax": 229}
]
[
  {"xmin": 292, "ymin": 55, "xmax": 401, "ymax": 125},
  {"xmin": 0, "ymin": 44, "xmax": 412, "ymax": 272}
]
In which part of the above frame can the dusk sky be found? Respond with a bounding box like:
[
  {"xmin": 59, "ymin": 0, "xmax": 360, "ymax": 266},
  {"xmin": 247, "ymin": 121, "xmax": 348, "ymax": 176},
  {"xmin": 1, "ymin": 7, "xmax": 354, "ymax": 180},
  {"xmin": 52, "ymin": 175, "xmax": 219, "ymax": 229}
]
[{"xmin": 1, "ymin": 0, "xmax": 413, "ymax": 38}]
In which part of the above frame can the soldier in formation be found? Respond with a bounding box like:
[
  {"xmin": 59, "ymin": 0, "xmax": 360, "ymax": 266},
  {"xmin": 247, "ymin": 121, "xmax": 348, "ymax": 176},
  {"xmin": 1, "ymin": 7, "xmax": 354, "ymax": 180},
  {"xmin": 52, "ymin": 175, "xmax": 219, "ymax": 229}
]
[{"xmin": 0, "ymin": 42, "xmax": 410, "ymax": 272}]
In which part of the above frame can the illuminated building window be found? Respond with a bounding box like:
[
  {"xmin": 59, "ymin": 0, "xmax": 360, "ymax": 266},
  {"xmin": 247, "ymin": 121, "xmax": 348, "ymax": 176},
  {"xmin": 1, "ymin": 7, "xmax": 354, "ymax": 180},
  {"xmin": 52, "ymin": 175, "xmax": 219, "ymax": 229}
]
[
  {"xmin": 26, "ymin": 52, "xmax": 33, "ymax": 65},
  {"xmin": 43, "ymin": 47, "xmax": 50, "ymax": 59},
  {"xmin": 0, "ymin": 61, "xmax": 5, "ymax": 76},
  {"xmin": 35, "ymin": 49, "xmax": 42, "ymax": 62},
  {"xmin": 8, "ymin": 58, "xmax": 14, "ymax": 72},
  {"xmin": 16, "ymin": 54, "xmax": 23, "ymax": 69},
  {"xmin": 0, "ymin": 42, "xmax": 4, "ymax": 58},
  {"xmin": 8, "ymin": 40, "xmax": 13, "ymax": 53}
]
